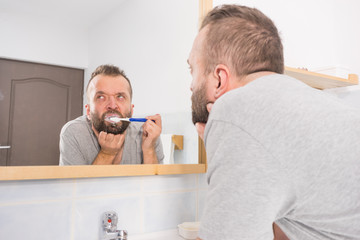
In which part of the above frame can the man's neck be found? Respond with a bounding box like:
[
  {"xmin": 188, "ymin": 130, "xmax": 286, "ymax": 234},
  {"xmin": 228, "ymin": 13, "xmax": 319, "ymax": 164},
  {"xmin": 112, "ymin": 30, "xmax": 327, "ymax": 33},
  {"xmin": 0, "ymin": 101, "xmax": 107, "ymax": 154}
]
[{"xmin": 236, "ymin": 71, "xmax": 276, "ymax": 88}]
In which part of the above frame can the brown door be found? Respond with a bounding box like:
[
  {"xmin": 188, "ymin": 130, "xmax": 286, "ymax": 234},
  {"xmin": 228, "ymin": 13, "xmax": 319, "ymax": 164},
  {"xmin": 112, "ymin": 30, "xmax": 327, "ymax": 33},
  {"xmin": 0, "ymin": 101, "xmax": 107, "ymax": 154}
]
[{"xmin": 0, "ymin": 58, "xmax": 84, "ymax": 166}]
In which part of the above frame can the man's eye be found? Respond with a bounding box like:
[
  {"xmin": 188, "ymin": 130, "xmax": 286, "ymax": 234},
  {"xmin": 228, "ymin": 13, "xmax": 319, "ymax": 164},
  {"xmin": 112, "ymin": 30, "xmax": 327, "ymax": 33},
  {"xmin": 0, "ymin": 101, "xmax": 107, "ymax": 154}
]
[
  {"xmin": 96, "ymin": 95, "xmax": 105, "ymax": 100},
  {"xmin": 117, "ymin": 95, "xmax": 124, "ymax": 99}
]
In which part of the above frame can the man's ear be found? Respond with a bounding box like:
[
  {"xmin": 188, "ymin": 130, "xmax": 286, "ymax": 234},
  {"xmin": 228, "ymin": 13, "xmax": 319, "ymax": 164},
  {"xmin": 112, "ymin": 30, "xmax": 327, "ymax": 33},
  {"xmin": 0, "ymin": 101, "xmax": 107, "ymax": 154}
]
[
  {"xmin": 213, "ymin": 64, "xmax": 230, "ymax": 99},
  {"xmin": 85, "ymin": 104, "xmax": 91, "ymax": 120},
  {"xmin": 130, "ymin": 104, "xmax": 134, "ymax": 117}
]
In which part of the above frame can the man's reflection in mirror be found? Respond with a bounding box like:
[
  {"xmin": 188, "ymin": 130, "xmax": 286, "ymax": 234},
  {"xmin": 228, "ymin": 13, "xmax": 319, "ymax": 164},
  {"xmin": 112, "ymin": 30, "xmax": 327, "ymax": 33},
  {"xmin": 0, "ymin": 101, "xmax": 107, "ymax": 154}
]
[{"xmin": 59, "ymin": 65, "xmax": 164, "ymax": 165}]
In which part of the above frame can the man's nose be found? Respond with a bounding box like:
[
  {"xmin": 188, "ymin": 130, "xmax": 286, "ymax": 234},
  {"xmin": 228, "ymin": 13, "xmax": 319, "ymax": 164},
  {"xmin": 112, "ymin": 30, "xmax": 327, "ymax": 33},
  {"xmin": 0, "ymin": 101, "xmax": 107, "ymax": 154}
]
[{"xmin": 106, "ymin": 96, "xmax": 118, "ymax": 110}]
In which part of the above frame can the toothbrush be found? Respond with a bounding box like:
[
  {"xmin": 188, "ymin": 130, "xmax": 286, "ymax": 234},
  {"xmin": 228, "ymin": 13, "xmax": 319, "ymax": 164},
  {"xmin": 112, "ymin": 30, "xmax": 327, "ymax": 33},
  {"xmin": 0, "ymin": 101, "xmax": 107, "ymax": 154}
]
[{"xmin": 105, "ymin": 116, "xmax": 153, "ymax": 123}]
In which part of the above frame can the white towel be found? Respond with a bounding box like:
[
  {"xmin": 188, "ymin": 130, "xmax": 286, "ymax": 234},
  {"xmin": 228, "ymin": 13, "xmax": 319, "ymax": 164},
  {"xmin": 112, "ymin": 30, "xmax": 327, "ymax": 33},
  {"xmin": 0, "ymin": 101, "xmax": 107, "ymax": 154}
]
[{"xmin": 160, "ymin": 134, "xmax": 175, "ymax": 164}]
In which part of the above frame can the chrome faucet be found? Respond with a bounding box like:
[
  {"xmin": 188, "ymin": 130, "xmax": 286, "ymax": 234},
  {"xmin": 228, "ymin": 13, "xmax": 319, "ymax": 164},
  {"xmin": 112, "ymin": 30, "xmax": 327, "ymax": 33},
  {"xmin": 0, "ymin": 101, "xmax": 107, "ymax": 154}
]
[{"xmin": 101, "ymin": 211, "xmax": 128, "ymax": 240}]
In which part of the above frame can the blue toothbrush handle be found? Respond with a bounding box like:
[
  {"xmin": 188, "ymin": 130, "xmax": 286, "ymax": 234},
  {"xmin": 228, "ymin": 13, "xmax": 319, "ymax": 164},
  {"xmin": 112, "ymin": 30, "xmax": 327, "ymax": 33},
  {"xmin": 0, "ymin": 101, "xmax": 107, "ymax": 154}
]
[
  {"xmin": 129, "ymin": 118, "xmax": 155, "ymax": 122},
  {"xmin": 129, "ymin": 118, "xmax": 147, "ymax": 122}
]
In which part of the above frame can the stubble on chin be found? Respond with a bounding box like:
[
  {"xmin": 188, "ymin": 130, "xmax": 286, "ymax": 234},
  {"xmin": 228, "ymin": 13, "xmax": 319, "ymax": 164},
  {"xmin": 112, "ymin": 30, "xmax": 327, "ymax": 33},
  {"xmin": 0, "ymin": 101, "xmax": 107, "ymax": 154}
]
[
  {"xmin": 191, "ymin": 84, "xmax": 209, "ymax": 125},
  {"xmin": 90, "ymin": 110, "xmax": 130, "ymax": 135}
]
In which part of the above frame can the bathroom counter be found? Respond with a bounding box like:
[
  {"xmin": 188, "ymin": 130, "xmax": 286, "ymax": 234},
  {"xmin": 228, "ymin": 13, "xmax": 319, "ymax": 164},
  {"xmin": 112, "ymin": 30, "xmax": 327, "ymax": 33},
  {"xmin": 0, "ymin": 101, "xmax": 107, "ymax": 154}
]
[{"xmin": 130, "ymin": 229, "xmax": 187, "ymax": 240}]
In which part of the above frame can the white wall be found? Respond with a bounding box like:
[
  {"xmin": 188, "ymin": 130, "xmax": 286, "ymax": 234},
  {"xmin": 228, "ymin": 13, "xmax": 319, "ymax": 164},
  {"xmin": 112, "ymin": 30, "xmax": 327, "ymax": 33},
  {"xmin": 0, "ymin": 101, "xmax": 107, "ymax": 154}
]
[
  {"xmin": 87, "ymin": 0, "xmax": 198, "ymax": 115},
  {"xmin": 0, "ymin": 12, "xmax": 88, "ymax": 68},
  {"xmin": 214, "ymin": 0, "xmax": 360, "ymax": 109}
]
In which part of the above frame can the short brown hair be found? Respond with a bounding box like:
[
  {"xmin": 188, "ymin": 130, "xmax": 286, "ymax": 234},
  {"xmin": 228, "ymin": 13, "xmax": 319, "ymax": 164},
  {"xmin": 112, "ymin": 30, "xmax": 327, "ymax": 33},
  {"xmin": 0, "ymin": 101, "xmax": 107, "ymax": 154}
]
[
  {"xmin": 86, "ymin": 64, "xmax": 133, "ymax": 100},
  {"xmin": 200, "ymin": 5, "xmax": 284, "ymax": 78}
]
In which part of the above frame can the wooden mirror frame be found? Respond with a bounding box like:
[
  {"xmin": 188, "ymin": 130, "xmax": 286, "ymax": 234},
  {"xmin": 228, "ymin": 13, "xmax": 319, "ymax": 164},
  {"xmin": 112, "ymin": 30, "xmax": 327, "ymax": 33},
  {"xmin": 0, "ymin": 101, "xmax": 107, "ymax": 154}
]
[{"xmin": 0, "ymin": 0, "xmax": 212, "ymax": 181}]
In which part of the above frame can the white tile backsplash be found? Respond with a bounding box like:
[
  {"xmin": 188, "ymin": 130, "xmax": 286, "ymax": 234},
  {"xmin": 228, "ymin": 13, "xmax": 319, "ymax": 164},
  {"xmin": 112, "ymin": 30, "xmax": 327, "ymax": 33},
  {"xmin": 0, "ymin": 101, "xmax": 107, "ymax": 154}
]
[
  {"xmin": 75, "ymin": 176, "xmax": 142, "ymax": 197},
  {"xmin": 198, "ymin": 173, "xmax": 208, "ymax": 190},
  {"xmin": 0, "ymin": 201, "xmax": 72, "ymax": 240},
  {"xmin": 198, "ymin": 189, "xmax": 208, "ymax": 221},
  {"xmin": 143, "ymin": 191, "xmax": 197, "ymax": 233},
  {"xmin": 143, "ymin": 174, "xmax": 197, "ymax": 193},
  {"xmin": 0, "ymin": 174, "xmax": 208, "ymax": 240},
  {"xmin": 0, "ymin": 179, "xmax": 74, "ymax": 204}
]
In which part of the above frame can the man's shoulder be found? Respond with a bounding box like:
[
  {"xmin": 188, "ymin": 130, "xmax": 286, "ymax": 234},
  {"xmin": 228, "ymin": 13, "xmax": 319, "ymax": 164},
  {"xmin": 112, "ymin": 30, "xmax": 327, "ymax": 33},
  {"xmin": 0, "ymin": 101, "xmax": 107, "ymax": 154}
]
[
  {"xmin": 61, "ymin": 115, "xmax": 90, "ymax": 135},
  {"xmin": 212, "ymin": 74, "xmax": 306, "ymax": 115}
]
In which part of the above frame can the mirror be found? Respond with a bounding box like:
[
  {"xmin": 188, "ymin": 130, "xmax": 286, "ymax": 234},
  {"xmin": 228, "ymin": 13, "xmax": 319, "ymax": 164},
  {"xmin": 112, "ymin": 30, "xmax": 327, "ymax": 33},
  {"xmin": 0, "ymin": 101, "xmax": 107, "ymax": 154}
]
[{"xmin": 0, "ymin": 0, "xmax": 212, "ymax": 179}]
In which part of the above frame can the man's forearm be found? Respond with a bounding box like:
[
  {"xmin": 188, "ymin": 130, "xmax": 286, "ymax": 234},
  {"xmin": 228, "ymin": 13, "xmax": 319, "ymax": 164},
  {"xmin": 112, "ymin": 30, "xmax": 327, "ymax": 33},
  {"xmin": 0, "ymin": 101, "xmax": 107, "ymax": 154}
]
[
  {"xmin": 92, "ymin": 150, "xmax": 116, "ymax": 165},
  {"xmin": 142, "ymin": 148, "xmax": 158, "ymax": 164}
]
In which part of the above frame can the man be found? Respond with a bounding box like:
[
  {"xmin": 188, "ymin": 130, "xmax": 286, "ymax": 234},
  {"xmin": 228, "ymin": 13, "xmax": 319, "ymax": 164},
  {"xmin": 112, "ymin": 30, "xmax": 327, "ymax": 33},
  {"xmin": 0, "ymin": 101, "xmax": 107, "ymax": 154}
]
[
  {"xmin": 59, "ymin": 64, "xmax": 164, "ymax": 165},
  {"xmin": 189, "ymin": 4, "xmax": 360, "ymax": 240}
]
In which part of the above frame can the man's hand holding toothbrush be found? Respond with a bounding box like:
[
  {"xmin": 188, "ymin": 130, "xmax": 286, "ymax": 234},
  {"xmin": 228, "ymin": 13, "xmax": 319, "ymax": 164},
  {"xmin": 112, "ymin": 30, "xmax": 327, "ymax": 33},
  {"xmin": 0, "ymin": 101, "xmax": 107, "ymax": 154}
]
[{"xmin": 142, "ymin": 114, "xmax": 162, "ymax": 164}]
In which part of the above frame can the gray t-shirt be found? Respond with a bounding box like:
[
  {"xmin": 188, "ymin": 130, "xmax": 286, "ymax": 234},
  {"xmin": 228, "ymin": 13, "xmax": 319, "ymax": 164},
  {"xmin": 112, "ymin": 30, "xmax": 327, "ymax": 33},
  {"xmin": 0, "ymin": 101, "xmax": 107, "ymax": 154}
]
[
  {"xmin": 59, "ymin": 115, "xmax": 164, "ymax": 165},
  {"xmin": 199, "ymin": 74, "xmax": 360, "ymax": 239}
]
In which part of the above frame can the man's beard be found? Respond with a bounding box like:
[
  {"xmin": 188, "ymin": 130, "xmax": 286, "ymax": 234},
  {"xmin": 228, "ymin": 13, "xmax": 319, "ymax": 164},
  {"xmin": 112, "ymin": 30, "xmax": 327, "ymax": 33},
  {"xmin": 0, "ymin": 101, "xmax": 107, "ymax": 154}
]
[
  {"xmin": 91, "ymin": 110, "xmax": 131, "ymax": 135},
  {"xmin": 191, "ymin": 82, "xmax": 210, "ymax": 125}
]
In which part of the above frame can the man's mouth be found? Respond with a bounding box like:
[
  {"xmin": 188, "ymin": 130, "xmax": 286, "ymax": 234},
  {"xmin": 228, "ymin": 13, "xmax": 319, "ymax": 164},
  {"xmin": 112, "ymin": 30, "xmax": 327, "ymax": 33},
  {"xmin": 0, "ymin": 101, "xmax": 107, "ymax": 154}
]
[{"xmin": 104, "ymin": 113, "xmax": 122, "ymax": 124}]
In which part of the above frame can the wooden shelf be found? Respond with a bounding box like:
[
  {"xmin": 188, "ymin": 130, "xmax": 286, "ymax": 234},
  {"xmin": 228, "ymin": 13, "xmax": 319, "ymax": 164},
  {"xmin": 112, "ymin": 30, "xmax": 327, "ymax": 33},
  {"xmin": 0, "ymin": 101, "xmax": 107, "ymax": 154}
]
[
  {"xmin": 0, "ymin": 164, "xmax": 207, "ymax": 181},
  {"xmin": 0, "ymin": 135, "xmax": 200, "ymax": 181},
  {"xmin": 284, "ymin": 66, "xmax": 358, "ymax": 90}
]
